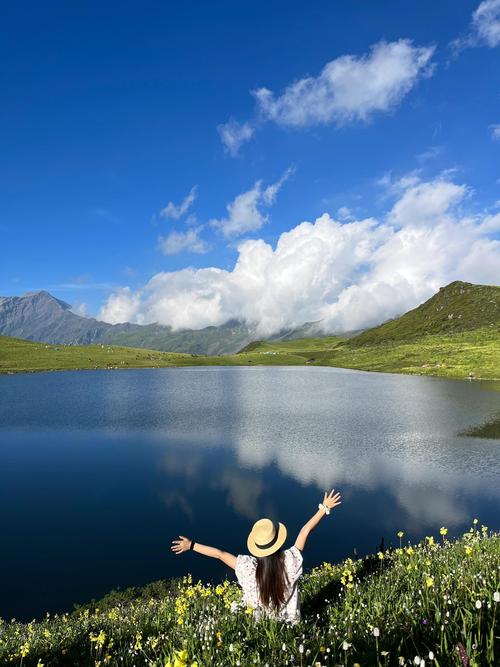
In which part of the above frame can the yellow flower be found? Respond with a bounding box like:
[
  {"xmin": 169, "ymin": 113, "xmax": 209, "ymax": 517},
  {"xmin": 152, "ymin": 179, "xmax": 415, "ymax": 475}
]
[
  {"xmin": 473, "ymin": 518, "xmax": 478, "ymax": 525},
  {"xmin": 176, "ymin": 650, "xmax": 188, "ymax": 662},
  {"xmin": 245, "ymin": 606, "xmax": 254, "ymax": 615},
  {"xmin": 377, "ymin": 551, "xmax": 384, "ymax": 560},
  {"xmin": 465, "ymin": 545, "xmax": 473, "ymax": 555},
  {"xmin": 397, "ymin": 531, "xmax": 404, "ymax": 538},
  {"xmin": 406, "ymin": 546, "xmax": 414, "ymax": 555},
  {"xmin": 215, "ymin": 585, "xmax": 224, "ymax": 596},
  {"xmin": 440, "ymin": 527, "xmax": 448, "ymax": 536},
  {"xmin": 37, "ymin": 661, "xmax": 44, "ymax": 667},
  {"xmin": 426, "ymin": 536, "xmax": 435, "ymax": 546},
  {"xmin": 426, "ymin": 577, "xmax": 434, "ymax": 588}
]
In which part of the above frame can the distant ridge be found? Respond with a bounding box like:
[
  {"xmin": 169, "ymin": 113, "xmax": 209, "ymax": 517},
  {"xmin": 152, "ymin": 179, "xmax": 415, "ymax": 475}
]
[
  {"xmin": 349, "ymin": 281, "xmax": 500, "ymax": 347},
  {"xmin": 0, "ymin": 291, "xmax": 324, "ymax": 355}
]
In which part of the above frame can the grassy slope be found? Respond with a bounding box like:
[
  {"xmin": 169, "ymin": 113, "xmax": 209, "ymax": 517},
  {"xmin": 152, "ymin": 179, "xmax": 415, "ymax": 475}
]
[
  {"xmin": 1, "ymin": 529, "xmax": 498, "ymax": 666},
  {"xmin": 351, "ymin": 280, "xmax": 500, "ymax": 345},
  {"xmin": 0, "ymin": 335, "xmax": 307, "ymax": 374},
  {"xmin": 1, "ymin": 328, "xmax": 499, "ymax": 380}
]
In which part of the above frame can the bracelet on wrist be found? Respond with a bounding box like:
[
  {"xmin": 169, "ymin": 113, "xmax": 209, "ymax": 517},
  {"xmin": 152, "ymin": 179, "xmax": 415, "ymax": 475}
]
[
  {"xmin": 190, "ymin": 540, "xmax": 196, "ymax": 551},
  {"xmin": 318, "ymin": 503, "xmax": 330, "ymax": 515}
]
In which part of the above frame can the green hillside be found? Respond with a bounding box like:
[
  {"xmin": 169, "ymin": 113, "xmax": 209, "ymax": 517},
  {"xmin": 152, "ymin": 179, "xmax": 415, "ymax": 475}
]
[{"xmin": 350, "ymin": 281, "xmax": 500, "ymax": 346}]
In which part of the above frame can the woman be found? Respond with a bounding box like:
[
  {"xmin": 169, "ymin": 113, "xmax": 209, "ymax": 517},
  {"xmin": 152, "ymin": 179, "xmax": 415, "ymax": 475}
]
[{"xmin": 171, "ymin": 489, "xmax": 342, "ymax": 623}]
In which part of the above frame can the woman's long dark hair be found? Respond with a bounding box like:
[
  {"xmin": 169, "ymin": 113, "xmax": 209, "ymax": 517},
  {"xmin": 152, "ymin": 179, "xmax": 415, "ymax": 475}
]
[{"xmin": 256, "ymin": 549, "xmax": 289, "ymax": 610}]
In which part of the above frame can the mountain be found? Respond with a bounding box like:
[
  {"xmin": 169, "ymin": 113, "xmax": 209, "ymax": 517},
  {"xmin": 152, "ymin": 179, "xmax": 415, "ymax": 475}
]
[
  {"xmin": 349, "ymin": 281, "xmax": 500, "ymax": 347},
  {"xmin": 0, "ymin": 291, "xmax": 316, "ymax": 355}
]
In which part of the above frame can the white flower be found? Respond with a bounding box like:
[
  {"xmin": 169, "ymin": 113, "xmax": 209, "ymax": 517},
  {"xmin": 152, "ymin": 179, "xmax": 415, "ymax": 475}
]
[
  {"xmin": 428, "ymin": 651, "xmax": 434, "ymax": 660},
  {"xmin": 299, "ymin": 644, "xmax": 304, "ymax": 654},
  {"xmin": 475, "ymin": 599, "xmax": 482, "ymax": 609},
  {"xmin": 373, "ymin": 627, "xmax": 380, "ymax": 637},
  {"xmin": 414, "ymin": 657, "xmax": 421, "ymax": 665},
  {"xmin": 494, "ymin": 591, "xmax": 500, "ymax": 603},
  {"xmin": 229, "ymin": 644, "xmax": 234, "ymax": 652},
  {"xmin": 282, "ymin": 644, "xmax": 286, "ymax": 651},
  {"xmin": 342, "ymin": 641, "xmax": 351, "ymax": 650}
]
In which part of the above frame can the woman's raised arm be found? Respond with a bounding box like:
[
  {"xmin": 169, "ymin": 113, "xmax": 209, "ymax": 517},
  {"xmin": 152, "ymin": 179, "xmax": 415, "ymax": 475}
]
[
  {"xmin": 294, "ymin": 489, "xmax": 342, "ymax": 552},
  {"xmin": 171, "ymin": 536, "xmax": 237, "ymax": 570}
]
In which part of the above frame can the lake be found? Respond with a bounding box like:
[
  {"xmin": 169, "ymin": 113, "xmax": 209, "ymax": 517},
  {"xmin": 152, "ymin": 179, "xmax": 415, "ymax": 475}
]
[{"xmin": 1, "ymin": 366, "xmax": 499, "ymax": 621}]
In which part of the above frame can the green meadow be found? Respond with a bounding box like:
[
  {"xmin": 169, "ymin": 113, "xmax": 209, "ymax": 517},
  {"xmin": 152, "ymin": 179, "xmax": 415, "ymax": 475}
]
[
  {"xmin": 1, "ymin": 527, "xmax": 498, "ymax": 666},
  {"xmin": 1, "ymin": 327, "xmax": 498, "ymax": 380}
]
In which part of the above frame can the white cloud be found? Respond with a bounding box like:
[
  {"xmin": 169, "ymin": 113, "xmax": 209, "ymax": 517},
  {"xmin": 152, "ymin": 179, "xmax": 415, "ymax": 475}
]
[
  {"xmin": 99, "ymin": 175, "xmax": 500, "ymax": 333},
  {"xmin": 160, "ymin": 186, "xmax": 197, "ymax": 220},
  {"xmin": 388, "ymin": 179, "xmax": 468, "ymax": 227},
  {"xmin": 99, "ymin": 287, "xmax": 142, "ymax": 324},
  {"xmin": 253, "ymin": 40, "xmax": 434, "ymax": 128},
  {"xmin": 70, "ymin": 302, "xmax": 88, "ymax": 317},
  {"xmin": 210, "ymin": 168, "xmax": 292, "ymax": 238},
  {"xmin": 473, "ymin": 0, "xmax": 500, "ymax": 47},
  {"xmin": 451, "ymin": 0, "xmax": 500, "ymax": 52},
  {"xmin": 490, "ymin": 124, "xmax": 500, "ymax": 140},
  {"xmin": 158, "ymin": 226, "xmax": 209, "ymax": 255},
  {"xmin": 217, "ymin": 119, "xmax": 254, "ymax": 156}
]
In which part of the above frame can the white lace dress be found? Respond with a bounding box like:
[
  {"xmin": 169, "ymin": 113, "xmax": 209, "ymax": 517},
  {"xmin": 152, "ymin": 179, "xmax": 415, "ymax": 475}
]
[{"xmin": 234, "ymin": 546, "xmax": 303, "ymax": 623}]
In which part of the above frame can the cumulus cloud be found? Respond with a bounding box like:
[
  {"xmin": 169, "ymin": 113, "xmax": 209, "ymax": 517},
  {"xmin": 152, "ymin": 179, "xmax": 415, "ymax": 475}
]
[
  {"xmin": 490, "ymin": 124, "xmax": 500, "ymax": 140},
  {"xmin": 218, "ymin": 40, "xmax": 434, "ymax": 152},
  {"xmin": 218, "ymin": 119, "xmax": 255, "ymax": 156},
  {"xmin": 254, "ymin": 40, "xmax": 434, "ymax": 127},
  {"xmin": 99, "ymin": 175, "xmax": 500, "ymax": 333},
  {"xmin": 158, "ymin": 226, "xmax": 209, "ymax": 255},
  {"xmin": 99, "ymin": 287, "xmax": 142, "ymax": 324},
  {"xmin": 160, "ymin": 185, "xmax": 197, "ymax": 220},
  {"xmin": 210, "ymin": 168, "xmax": 292, "ymax": 238},
  {"xmin": 472, "ymin": 0, "xmax": 500, "ymax": 47}
]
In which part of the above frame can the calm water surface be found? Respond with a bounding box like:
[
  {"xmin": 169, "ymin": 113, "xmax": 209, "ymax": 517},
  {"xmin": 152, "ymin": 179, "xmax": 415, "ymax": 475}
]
[{"xmin": 1, "ymin": 366, "xmax": 499, "ymax": 620}]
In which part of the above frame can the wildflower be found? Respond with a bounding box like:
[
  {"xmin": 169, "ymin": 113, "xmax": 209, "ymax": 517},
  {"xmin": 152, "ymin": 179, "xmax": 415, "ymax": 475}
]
[
  {"xmin": 428, "ymin": 651, "xmax": 435, "ymax": 660},
  {"xmin": 229, "ymin": 644, "xmax": 234, "ymax": 653},
  {"xmin": 215, "ymin": 585, "xmax": 224, "ymax": 596},
  {"xmin": 426, "ymin": 577, "xmax": 434, "ymax": 588},
  {"xmin": 377, "ymin": 551, "xmax": 384, "ymax": 560},
  {"xmin": 439, "ymin": 527, "xmax": 448, "ymax": 536},
  {"xmin": 299, "ymin": 644, "xmax": 304, "ymax": 654},
  {"xmin": 399, "ymin": 658, "xmax": 405, "ymax": 665},
  {"xmin": 414, "ymin": 657, "xmax": 421, "ymax": 665},
  {"xmin": 475, "ymin": 600, "xmax": 482, "ymax": 609},
  {"xmin": 465, "ymin": 545, "xmax": 472, "ymax": 555},
  {"xmin": 473, "ymin": 518, "xmax": 478, "ymax": 525},
  {"xmin": 282, "ymin": 643, "xmax": 287, "ymax": 651},
  {"xmin": 406, "ymin": 546, "xmax": 414, "ymax": 555},
  {"xmin": 425, "ymin": 536, "xmax": 435, "ymax": 546},
  {"xmin": 397, "ymin": 531, "xmax": 404, "ymax": 538},
  {"xmin": 373, "ymin": 627, "xmax": 380, "ymax": 637},
  {"xmin": 342, "ymin": 641, "xmax": 351, "ymax": 650},
  {"xmin": 493, "ymin": 591, "xmax": 500, "ymax": 603},
  {"xmin": 37, "ymin": 661, "xmax": 44, "ymax": 667}
]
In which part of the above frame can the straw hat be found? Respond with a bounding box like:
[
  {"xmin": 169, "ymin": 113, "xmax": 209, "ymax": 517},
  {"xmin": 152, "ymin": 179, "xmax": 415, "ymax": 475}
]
[{"xmin": 247, "ymin": 518, "xmax": 287, "ymax": 557}]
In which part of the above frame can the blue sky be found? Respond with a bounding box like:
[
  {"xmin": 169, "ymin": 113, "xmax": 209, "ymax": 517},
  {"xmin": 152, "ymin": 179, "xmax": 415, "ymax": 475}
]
[{"xmin": 1, "ymin": 1, "xmax": 500, "ymax": 333}]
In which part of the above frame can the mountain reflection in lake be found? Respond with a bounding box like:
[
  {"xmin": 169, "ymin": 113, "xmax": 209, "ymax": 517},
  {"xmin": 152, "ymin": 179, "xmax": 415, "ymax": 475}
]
[{"xmin": 0, "ymin": 366, "xmax": 499, "ymax": 621}]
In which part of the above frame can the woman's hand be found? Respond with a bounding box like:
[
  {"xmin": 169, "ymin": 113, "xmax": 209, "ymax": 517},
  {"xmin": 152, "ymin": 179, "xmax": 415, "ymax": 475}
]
[
  {"xmin": 171, "ymin": 535, "xmax": 192, "ymax": 555},
  {"xmin": 323, "ymin": 489, "xmax": 342, "ymax": 510}
]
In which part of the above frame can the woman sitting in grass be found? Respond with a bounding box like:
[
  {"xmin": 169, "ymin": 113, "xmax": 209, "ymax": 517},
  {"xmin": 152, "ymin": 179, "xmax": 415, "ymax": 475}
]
[{"xmin": 171, "ymin": 489, "xmax": 342, "ymax": 623}]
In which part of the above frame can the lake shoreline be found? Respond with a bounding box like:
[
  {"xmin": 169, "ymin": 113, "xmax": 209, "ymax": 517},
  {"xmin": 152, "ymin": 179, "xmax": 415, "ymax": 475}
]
[{"xmin": 1, "ymin": 361, "xmax": 498, "ymax": 382}]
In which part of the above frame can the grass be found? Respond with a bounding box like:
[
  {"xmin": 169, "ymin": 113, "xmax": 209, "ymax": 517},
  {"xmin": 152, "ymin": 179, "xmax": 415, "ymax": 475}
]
[
  {"xmin": 1, "ymin": 525, "xmax": 498, "ymax": 666},
  {"xmin": 1, "ymin": 326, "xmax": 499, "ymax": 380}
]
